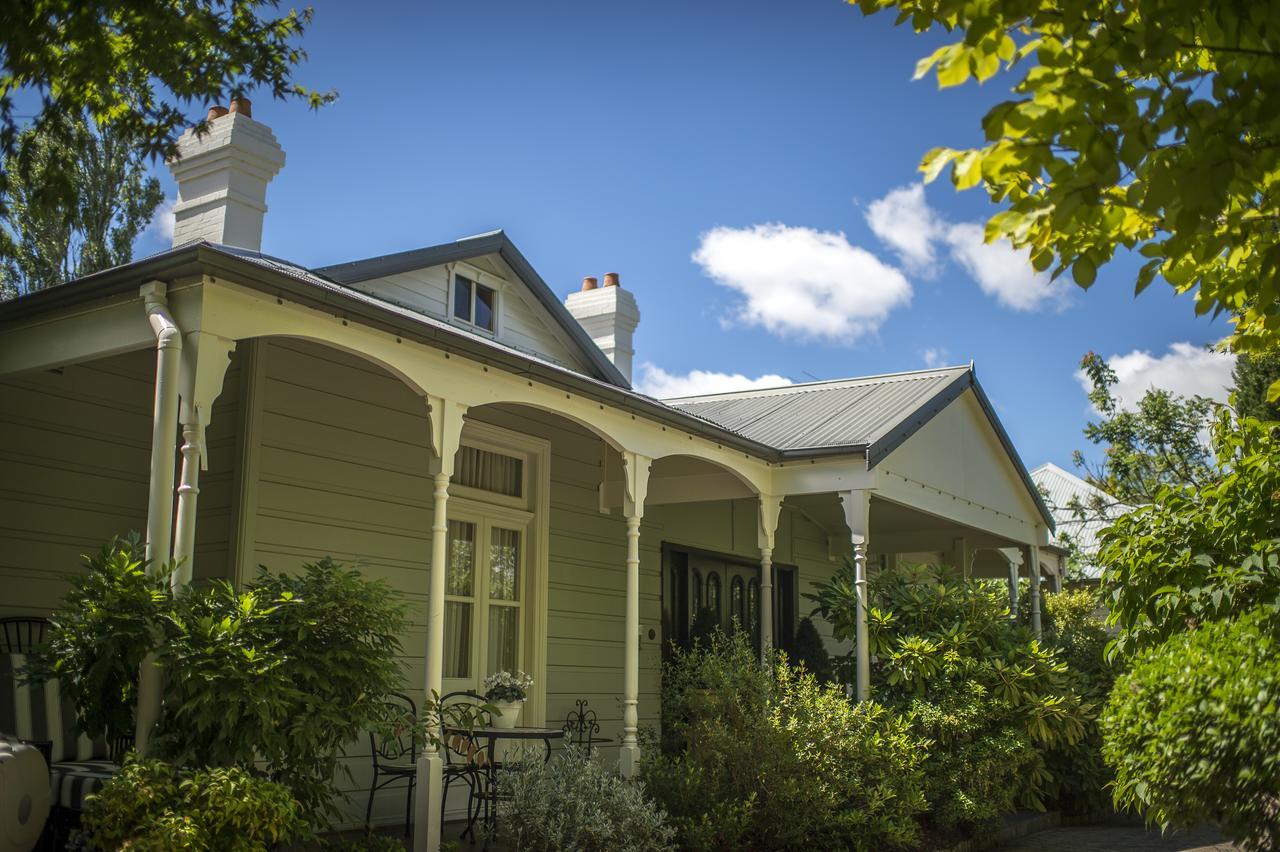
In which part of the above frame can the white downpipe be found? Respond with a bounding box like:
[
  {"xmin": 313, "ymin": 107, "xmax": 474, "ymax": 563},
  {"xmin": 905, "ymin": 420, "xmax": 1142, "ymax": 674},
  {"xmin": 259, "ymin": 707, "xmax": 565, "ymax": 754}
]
[{"xmin": 136, "ymin": 281, "xmax": 182, "ymax": 755}]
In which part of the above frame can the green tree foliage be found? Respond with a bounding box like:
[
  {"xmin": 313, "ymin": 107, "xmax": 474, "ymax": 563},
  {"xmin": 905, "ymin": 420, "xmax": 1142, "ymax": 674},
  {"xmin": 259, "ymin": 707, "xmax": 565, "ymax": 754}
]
[
  {"xmin": 1074, "ymin": 351, "xmax": 1215, "ymax": 505},
  {"xmin": 809, "ymin": 563, "xmax": 1089, "ymax": 835},
  {"xmin": 852, "ymin": 0, "xmax": 1280, "ymax": 396},
  {"xmin": 82, "ymin": 757, "xmax": 307, "ymax": 851},
  {"xmin": 1097, "ymin": 413, "xmax": 1280, "ymax": 660},
  {"xmin": 1233, "ymin": 348, "xmax": 1280, "ymax": 422},
  {"xmin": 0, "ymin": 114, "xmax": 162, "ymax": 298},
  {"xmin": 789, "ymin": 616, "xmax": 834, "ymax": 684},
  {"xmin": 1101, "ymin": 607, "xmax": 1280, "ymax": 850},
  {"xmin": 0, "ymin": 0, "xmax": 333, "ymax": 217},
  {"xmin": 643, "ymin": 631, "xmax": 927, "ymax": 851}
]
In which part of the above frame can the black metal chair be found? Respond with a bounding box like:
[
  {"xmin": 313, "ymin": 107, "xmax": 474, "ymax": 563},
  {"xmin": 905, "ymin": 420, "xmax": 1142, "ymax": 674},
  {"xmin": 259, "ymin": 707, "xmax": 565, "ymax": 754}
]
[
  {"xmin": 0, "ymin": 617, "xmax": 49, "ymax": 653},
  {"xmin": 440, "ymin": 690, "xmax": 490, "ymax": 841},
  {"xmin": 562, "ymin": 699, "xmax": 611, "ymax": 757},
  {"xmin": 366, "ymin": 692, "xmax": 417, "ymax": 836}
]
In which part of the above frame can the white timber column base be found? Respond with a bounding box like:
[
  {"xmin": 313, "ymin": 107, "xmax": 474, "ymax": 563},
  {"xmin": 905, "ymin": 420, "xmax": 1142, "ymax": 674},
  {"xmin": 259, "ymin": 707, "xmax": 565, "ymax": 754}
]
[
  {"xmin": 838, "ymin": 490, "xmax": 872, "ymax": 703},
  {"xmin": 619, "ymin": 451, "xmax": 651, "ymax": 779},
  {"xmin": 758, "ymin": 494, "xmax": 783, "ymax": 660},
  {"xmin": 414, "ymin": 396, "xmax": 467, "ymax": 852}
]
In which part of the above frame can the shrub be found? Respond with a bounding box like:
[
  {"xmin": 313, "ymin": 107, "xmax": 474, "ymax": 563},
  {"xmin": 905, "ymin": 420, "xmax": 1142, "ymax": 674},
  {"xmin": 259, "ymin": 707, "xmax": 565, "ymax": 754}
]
[
  {"xmin": 25, "ymin": 533, "xmax": 170, "ymax": 743},
  {"xmin": 809, "ymin": 563, "xmax": 1090, "ymax": 837},
  {"xmin": 491, "ymin": 745, "xmax": 675, "ymax": 852},
  {"xmin": 81, "ymin": 756, "xmax": 306, "ymax": 851},
  {"xmin": 643, "ymin": 630, "xmax": 927, "ymax": 851},
  {"xmin": 1101, "ymin": 607, "xmax": 1280, "ymax": 850},
  {"xmin": 153, "ymin": 557, "xmax": 408, "ymax": 827}
]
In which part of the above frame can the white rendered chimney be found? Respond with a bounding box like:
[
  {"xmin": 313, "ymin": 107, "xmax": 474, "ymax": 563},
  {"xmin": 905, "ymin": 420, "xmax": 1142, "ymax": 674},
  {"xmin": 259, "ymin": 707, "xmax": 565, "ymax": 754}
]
[
  {"xmin": 167, "ymin": 99, "xmax": 285, "ymax": 251},
  {"xmin": 565, "ymin": 272, "xmax": 640, "ymax": 384}
]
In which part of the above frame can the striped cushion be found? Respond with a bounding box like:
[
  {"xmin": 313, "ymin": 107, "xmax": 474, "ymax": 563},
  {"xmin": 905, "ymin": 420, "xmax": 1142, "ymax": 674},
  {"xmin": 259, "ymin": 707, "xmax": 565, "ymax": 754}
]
[
  {"xmin": 0, "ymin": 654, "xmax": 108, "ymax": 762},
  {"xmin": 48, "ymin": 760, "xmax": 117, "ymax": 810}
]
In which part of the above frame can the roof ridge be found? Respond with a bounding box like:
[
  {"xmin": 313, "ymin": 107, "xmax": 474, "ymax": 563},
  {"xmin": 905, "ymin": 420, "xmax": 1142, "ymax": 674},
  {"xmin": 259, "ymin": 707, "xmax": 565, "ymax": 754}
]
[{"xmin": 662, "ymin": 364, "xmax": 971, "ymax": 404}]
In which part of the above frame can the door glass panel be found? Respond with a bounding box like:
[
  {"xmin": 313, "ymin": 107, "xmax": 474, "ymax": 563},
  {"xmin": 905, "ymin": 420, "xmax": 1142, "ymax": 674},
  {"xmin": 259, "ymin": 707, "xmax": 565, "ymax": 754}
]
[
  {"xmin": 487, "ymin": 605, "xmax": 518, "ymax": 673},
  {"xmin": 731, "ymin": 576, "xmax": 745, "ymax": 629},
  {"xmin": 447, "ymin": 520, "xmax": 476, "ymax": 596},
  {"xmin": 706, "ymin": 573, "xmax": 721, "ymax": 621},
  {"xmin": 748, "ymin": 580, "xmax": 759, "ymax": 636},
  {"xmin": 444, "ymin": 601, "xmax": 472, "ymax": 678},
  {"xmin": 489, "ymin": 527, "xmax": 520, "ymax": 601}
]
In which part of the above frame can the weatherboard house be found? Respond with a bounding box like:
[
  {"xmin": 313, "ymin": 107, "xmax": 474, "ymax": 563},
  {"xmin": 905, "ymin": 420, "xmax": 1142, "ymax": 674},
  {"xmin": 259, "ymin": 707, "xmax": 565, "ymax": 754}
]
[{"xmin": 0, "ymin": 107, "xmax": 1059, "ymax": 848}]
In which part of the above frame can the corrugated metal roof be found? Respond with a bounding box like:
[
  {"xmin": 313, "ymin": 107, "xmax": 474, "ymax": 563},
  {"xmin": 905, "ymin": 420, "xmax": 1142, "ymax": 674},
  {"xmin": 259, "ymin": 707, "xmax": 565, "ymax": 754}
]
[
  {"xmin": 665, "ymin": 367, "xmax": 970, "ymax": 452},
  {"xmin": 1031, "ymin": 462, "xmax": 1131, "ymax": 578}
]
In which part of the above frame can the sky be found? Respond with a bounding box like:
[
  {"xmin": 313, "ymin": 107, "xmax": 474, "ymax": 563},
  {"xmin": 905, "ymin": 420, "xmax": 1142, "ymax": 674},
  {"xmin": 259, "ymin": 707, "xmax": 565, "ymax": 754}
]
[{"xmin": 132, "ymin": 0, "xmax": 1237, "ymax": 472}]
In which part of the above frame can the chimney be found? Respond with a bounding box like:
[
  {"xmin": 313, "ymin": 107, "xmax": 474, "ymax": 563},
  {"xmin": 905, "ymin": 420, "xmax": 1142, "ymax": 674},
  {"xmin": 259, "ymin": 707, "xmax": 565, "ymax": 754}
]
[
  {"xmin": 565, "ymin": 271, "xmax": 640, "ymax": 384},
  {"xmin": 167, "ymin": 100, "xmax": 286, "ymax": 251}
]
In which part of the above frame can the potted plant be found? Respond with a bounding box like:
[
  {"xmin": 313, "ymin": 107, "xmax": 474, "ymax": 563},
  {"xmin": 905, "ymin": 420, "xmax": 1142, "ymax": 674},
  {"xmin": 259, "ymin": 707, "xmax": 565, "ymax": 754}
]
[{"xmin": 483, "ymin": 670, "xmax": 533, "ymax": 729}]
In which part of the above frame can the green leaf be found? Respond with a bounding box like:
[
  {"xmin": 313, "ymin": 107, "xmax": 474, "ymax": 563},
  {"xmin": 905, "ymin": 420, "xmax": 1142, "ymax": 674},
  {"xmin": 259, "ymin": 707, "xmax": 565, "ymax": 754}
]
[{"xmin": 1073, "ymin": 256, "xmax": 1097, "ymax": 288}]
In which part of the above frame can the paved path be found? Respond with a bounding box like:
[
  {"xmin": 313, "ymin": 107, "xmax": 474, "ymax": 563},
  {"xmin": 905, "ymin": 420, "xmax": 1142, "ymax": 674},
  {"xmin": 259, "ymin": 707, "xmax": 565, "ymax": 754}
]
[{"xmin": 999, "ymin": 824, "xmax": 1237, "ymax": 852}]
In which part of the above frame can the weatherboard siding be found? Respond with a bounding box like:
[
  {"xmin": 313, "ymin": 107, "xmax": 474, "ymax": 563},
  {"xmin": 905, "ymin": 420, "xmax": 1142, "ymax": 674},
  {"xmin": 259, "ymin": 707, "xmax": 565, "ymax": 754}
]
[{"xmin": 0, "ymin": 348, "xmax": 239, "ymax": 619}]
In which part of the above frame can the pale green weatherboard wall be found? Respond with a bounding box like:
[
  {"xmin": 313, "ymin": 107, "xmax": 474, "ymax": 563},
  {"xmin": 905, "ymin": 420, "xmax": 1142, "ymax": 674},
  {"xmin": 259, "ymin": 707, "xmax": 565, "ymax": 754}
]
[{"xmin": 0, "ymin": 337, "xmax": 847, "ymax": 828}]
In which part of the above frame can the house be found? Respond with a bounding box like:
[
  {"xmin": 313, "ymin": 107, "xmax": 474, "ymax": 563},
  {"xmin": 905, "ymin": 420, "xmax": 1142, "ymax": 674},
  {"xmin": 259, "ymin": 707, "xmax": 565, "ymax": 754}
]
[
  {"xmin": 0, "ymin": 105, "xmax": 1057, "ymax": 851},
  {"xmin": 1031, "ymin": 462, "xmax": 1131, "ymax": 582}
]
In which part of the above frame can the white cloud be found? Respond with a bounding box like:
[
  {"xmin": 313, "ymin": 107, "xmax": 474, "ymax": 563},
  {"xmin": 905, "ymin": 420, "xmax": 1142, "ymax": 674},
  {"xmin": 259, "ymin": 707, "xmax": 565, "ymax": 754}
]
[
  {"xmin": 865, "ymin": 183, "xmax": 944, "ymax": 272},
  {"xmin": 1075, "ymin": 343, "xmax": 1236, "ymax": 411},
  {"xmin": 921, "ymin": 347, "xmax": 949, "ymax": 368},
  {"xmin": 691, "ymin": 223, "xmax": 912, "ymax": 343},
  {"xmin": 144, "ymin": 198, "xmax": 176, "ymax": 243},
  {"xmin": 636, "ymin": 363, "xmax": 792, "ymax": 399},
  {"xmin": 861, "ymin": 183, "xmax": 1068, "ymax": 312},
  {"xmin": 943, "ymin": 223, "xmax": 1065, "ymax": 312}
]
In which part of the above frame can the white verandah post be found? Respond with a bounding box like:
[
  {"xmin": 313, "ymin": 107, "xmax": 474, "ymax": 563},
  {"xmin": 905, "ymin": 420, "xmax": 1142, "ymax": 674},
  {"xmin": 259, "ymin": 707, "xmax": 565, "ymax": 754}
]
[
  {"xmin": 414, "ymin": 396, "xmax": 467, "ymax": 852},
  {"xmin": 838, "ymin": 490, "xmax": 871, "ymax": 703},
  {"xmin": 758, "ymin": 494, "xmax": 783, "ymax": 660},
  {"xmin": 1028, "ymin": 543, "xmax": 1042, "ymax": 638},
  {"xmin": 619, "ymin": 452, "xmax": 651, "ymax": 779}
]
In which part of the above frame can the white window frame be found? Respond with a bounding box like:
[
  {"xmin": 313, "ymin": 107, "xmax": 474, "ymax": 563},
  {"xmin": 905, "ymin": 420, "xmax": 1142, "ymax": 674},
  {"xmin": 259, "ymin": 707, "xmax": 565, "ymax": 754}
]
[
  {"xmin": 449, "ymin": 263, "xmax": 504, "ymax": 337},
  {"xmin": 440, "ymin": 420, "xmax": 551, "ymax": 724}
]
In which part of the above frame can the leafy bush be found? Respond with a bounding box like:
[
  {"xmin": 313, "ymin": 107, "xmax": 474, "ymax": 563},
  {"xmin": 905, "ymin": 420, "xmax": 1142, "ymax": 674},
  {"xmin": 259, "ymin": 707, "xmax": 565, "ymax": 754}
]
[
  {"xmin": 1098, "ymin": 413, "xmax": 1280, "ymax": 660},
  {"xmin": 25, "ymin": 533, "xmax": 169, "ymax": 743},
  {"xmin": 1101, "ymin": 607, "xmax": 1280, "ymax": 850},
  {"xmin": 492, "ymin": 745, "xmax": 675, "ymax": 852},
  {"xmin": 1040, "ymin": 589, "xmax": 1118, "ymax": 814},
  {"xmin": 810, "ymin": 563, "xmax": 1090, "ymax": 837},
  {"xmin": 643, "ymin": 631, "xmax": 927, "ymax": 851},
  {"xmin": 153, "ymin": 557, "xmax": 408, "ymax": 827},
  {"xmin": 82, "ymin": 756, "xmax": 306, "ymax": 851}
]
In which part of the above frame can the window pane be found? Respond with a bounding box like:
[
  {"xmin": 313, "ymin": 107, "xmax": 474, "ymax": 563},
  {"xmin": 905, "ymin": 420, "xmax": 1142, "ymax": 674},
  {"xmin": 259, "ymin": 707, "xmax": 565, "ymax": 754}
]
[
  {"xmin": 456, "ymin": 446, "xmax": 522, "ymax": 497},
  {"xmin": 447, "ymin": 520, "xmax": 476, "ymax": 596},
  {"xmin": 748, "ymin": 580, "xmax": 759, "ymax": 634},
  {"xmin": 731, "ymin": 576, "xmax": 745, "ymax": 628},
  {"xmin": 692, "ymin": 570, "xmax": 703, "ymax": 612},
  {"xmin": 453, "ymin": 276, "xmax": 473, "ymax": 321},
  {"xmin": 474, "ymin": 284, "xmax": 495, "ymax": 331},
  {"xmin": 490, "ymin": 527, "xmax": 520, "ymax": 601},
  {"xmin": 707, "ymin": 573, "xmax": 721, "ymax": 619},
  {"xmin": 444, "ymin": 601, "xmax": 472, "ymax": 678},
  {"xmin": 487, "ymin": 605, "xmax": 519, "ymax": 674}
]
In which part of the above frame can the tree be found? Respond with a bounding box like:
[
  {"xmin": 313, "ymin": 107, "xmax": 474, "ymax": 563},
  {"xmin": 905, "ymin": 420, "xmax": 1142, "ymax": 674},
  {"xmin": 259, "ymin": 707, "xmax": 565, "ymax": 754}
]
[
  {"xmin": 852, "ymin": 0, "xmax": 1280, "ymax": 401},
  {"xmin": 1073, "ymin": 351, "xmax": 1214, "ymax": 506},
  {"xmin": 0, "ymin": 1, "xmax": 333, "ymax": 216},
  {"xmin": 1233, "ymin": 349, "xmax": 1280, "ymax": 422},
  {"xmin": 1, "ymin": 115, "xmax": 163, "ymax": 298}
]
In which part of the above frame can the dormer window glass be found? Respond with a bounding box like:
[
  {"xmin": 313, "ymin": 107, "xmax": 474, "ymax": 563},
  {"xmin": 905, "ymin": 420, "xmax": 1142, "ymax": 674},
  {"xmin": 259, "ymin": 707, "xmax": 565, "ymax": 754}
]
[{"xmin": 453, "ymin": 274, "xmax": 496, "ymax": 332}]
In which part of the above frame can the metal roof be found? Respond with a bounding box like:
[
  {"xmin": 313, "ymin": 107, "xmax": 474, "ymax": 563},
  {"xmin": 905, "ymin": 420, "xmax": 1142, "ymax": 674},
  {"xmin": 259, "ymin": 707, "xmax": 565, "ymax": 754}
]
[
  {"xmin": 1031, "ymin": 462, "xmax": 1131, "ymax": 577},
  {"xmin": 313, "ymin": 230, "xmax": 630, "ymax": 389}
]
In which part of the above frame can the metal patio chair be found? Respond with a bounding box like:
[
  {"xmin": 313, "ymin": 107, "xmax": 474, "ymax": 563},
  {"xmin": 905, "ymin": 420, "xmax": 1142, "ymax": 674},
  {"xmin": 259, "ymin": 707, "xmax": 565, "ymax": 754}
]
[{"xmin": 365, "ymin": 692, "xmax": 418, "ymax": 836}]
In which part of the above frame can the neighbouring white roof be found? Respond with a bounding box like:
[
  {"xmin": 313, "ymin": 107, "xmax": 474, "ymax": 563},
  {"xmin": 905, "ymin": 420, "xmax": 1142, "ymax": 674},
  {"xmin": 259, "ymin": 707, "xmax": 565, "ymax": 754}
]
[{"xmin": 1031, "ymin": 462, "xmax": 1132, "ymax": 578}]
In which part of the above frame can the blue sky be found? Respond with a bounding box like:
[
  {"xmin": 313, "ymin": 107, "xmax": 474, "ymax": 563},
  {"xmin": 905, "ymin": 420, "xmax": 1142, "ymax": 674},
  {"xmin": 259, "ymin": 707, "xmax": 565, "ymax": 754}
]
[{"xmin": 134, "ymin": 0, "xmax": 1236, "ymax": 471}]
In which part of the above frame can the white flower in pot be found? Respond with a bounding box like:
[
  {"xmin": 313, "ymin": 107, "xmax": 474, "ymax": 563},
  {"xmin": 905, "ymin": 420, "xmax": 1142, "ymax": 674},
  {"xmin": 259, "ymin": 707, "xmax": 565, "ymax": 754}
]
[{"xmin": 483, "ymin": 670, "xmax": 533, "ymax": 729}]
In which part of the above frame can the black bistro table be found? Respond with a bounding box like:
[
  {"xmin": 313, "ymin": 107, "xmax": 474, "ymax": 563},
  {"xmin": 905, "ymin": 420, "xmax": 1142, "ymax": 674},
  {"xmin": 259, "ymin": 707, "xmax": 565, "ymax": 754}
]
[{"xmin": 445, "ymin": 724, "xmax": 564, "ymax": 840}]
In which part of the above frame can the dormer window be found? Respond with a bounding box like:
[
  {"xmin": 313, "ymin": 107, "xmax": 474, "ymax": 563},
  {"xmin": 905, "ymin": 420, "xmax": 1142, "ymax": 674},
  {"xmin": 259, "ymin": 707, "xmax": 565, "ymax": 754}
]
[{"xmin": 453, "ymin": 274, "xmax": 496, "ymax": 332}]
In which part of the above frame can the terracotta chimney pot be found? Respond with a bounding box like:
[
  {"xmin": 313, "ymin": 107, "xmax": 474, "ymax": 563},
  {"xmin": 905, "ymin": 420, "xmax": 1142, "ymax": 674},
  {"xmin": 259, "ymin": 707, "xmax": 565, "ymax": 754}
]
[
  {"xmin": 582, "ymin": 276, "xmax": 599, "ymax": 291},
  {"xmin": 229, "ymin": 97, "xmax": 252, "ymax": 118},
  {"xmin": 207, "ymin": 106, "xmax": 229, "ymax": 121},
  {"xmin": 604, "ymin": 272, "xmax": 620, "ymax": 287}
]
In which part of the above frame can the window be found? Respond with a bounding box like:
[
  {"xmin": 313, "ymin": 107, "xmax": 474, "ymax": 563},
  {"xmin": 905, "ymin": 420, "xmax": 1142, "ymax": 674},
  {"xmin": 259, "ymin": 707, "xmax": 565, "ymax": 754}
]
[
  {"xmin": 747, "ymin": 580, "xmax": 759, "ymax": 641},
  {"xmin": 443, "ymin": 514, "xmax": 527, "ymax": 681},
  {"xmin": 731, "ymin": 576, "xmax": 745, "ymax": 629},
  {"xmin": 456, "ymin": 446, "xmax": 523, "ymax": 498},
  {"xmin": 453, "ymin": 274, "xmax": 496, "ymax": 332},
  {"xmin": 706, "ymin": 573, "xmax": 721, "ymax": 621}
]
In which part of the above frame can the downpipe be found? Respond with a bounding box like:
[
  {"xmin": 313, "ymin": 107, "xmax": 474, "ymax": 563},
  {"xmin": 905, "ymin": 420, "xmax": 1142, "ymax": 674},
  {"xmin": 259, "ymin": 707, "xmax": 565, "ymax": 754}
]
[{"xmin": 136, "ymin": 280, "xmax": 183, "ymax": 755}]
